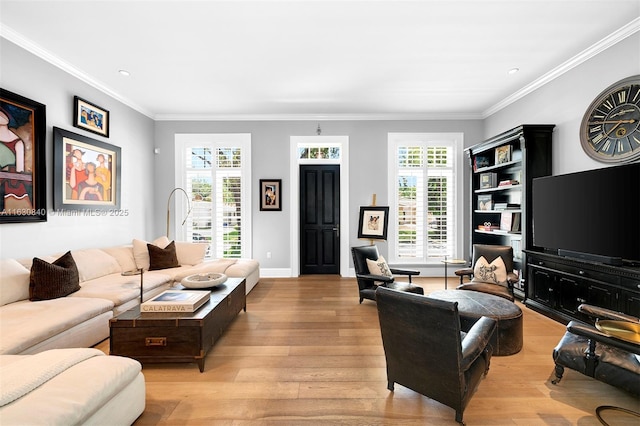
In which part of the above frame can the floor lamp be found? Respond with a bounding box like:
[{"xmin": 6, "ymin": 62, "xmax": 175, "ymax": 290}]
[{"xmin": 166, "ymin": 187, "xmax": 192, "ymax": 239}]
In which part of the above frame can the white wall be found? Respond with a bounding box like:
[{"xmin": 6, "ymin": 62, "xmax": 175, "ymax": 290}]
[
  {"xmin": 0, "ymin": 39, "xmax": 156, "ymax": 259},
  {"xmin": 485, "ymin": 33, "xmax": 640, "ymax": 175}
]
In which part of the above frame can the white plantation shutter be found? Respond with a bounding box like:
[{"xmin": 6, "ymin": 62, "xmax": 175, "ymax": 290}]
[
  {"xmin": 389, "ymin": 133, "xmax": 460, "ymax": 264},
  {"xmin": 176, "ymin": 134, "xmax": 251, "ymax": 259}
]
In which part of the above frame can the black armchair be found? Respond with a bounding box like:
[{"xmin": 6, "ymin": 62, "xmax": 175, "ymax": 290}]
[
  {"xmin": 376, "ymin": 286, "xmax": 497, "ymax": 425},
  {"xmin": 552, "ymin": 304, "xmax": 640, "ymax": 395},
  {"xmin": 351, "ymin": 245, "xmax": 423, "ymax": 303},
  {"xmin": 455, "ymin": 244, "xmax": 517, "ymax": 301}
]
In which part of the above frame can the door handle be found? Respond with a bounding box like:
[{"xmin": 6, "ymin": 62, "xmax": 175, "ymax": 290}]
[{"xmin": 333, "ymin": 224, "xmax": 340, "ymax": 237}]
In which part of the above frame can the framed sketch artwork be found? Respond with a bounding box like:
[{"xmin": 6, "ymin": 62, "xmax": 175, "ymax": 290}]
[
  {"xmin": 53, "ymin": 127, "xmax": 121, "ymax": 211},
  {"xmin": 0, "ymin": 89, "xmax": 47, "ymax": 223},
  {"xmin": 357, "ymin": 206, "xmax": 389, "ymax": 240}
]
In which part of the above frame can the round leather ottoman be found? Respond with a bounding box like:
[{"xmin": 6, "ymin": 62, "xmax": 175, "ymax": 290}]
[{"xmin": 428, "ymin": 290, "xmax": 523, "ymax": 356}]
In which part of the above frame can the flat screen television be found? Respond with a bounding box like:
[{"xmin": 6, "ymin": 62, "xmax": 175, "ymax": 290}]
[{"xmin": 532, "ymin": 163, "xmax": 640, "ymax": 266}]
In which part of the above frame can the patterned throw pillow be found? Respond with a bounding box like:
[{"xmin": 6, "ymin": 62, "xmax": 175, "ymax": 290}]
[
  {"xmin": 471, "ymin": 255, "xmax": 507, "ymax": 285},
  {"xmin": 29, "ymin": 251, "xmax": 80, "ymax": 301},
  {"xmin": 148, "ymin": 241, "xmax": 180, "ymax": 271},
  {"xmin": 366, "ymin": 255, "xmax": 393, "ymax": 277}
]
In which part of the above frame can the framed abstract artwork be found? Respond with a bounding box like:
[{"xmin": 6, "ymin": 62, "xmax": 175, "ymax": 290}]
[
  {"xmin": 73, "ymin": 96, "xmax": 110, "ymax": 138},
  {"xmin": 259, "ymin": 179, "xmax": 281, "ymax": 211},
  {"xmin": 357, "ymin": 206, "xmax": 389, "ymax": 240},
  {"xmin": 0, "ymin": 89, "xmax": 47, "ymax": 223},
  {"xmin": 53, "ymin": 127, "xmax": 121, "ymax": 211}
]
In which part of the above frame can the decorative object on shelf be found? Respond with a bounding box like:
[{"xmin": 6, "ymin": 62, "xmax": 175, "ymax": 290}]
[
  {"xmin": 473, "ymin": 155, "xmax": 491, "ymax": 171},
  {"xmin": 495, "ymin": 144, "xmax": 512, "ymax": 164},
  {"xmin": 480, "ymin": 172, "xmax": 497, "ymax": 189},
  {"xmin": 477, "ymin": 194, "xmax": 492, "ymax": 211},
  {"xmin": 357, "ymin": 205, "xmax": 389, "ymax": 240},
  {"xmin": 0, "ymin": 89, "xmax": 47, "ymax": 223},
  {"xmin": 259, "ymin": 179, "xmax": 281, "ymax": 211},
  {"xmin": 166, "ymin": 187, "xmax": 192, "ymax": 238},
  {"xmin": 579, "ymin": 75, "xmax": 640, "ymax": 163},
  {"xmin": 73, "ymin": 96, "xmax": 109, "ymax": 138},
  {"xmin": 181, "ymin": 272, "xmax": 227, "ymax": 289},
  {"xmin": 53, "ymin": 127, "xmax": 121, "ymax": 211}
]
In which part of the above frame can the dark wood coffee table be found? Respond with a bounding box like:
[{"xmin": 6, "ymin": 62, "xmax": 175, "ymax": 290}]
[{"xmin": 109, "ymin": 277, "xmax": 246, "ymax": 372}]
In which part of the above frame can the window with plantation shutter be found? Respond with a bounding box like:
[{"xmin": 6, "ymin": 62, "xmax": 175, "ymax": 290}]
[
  {"xmin": 388, "ymin": 133, "xmax": 462, "ymax": 264},
  {"xmin": 175, "ymin": 134, "xmax": 251, "ymax": 259}
]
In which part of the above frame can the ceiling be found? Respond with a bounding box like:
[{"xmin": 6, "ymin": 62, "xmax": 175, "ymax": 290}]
[{"xmin": 1, "ymin": 0, "xmax": 639, "ymax": 120}]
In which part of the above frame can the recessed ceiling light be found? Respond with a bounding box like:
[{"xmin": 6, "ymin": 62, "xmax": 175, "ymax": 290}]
[
  {"xmin": 118, "ymin": 69, "xmax": 130, "ymax": 77},
  {"xmin": 508, "ymin": 68, "xmax": 520, "ymax": 75}
]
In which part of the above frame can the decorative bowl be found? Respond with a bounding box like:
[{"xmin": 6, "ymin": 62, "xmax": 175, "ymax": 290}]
[{"xmin": 181, "ymin": 272, "xmax": 228, "ymax": 289}]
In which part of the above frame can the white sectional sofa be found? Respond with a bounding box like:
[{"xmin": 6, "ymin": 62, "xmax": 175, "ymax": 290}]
[{"xmin": 0, "ymin": 236, "xmax": 260, "ymax": 355}]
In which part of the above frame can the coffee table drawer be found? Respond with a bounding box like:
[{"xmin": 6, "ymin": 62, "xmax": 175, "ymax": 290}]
[{"xmin": 110, "ymin": 325, "xmax": 203, "ymax": 358}]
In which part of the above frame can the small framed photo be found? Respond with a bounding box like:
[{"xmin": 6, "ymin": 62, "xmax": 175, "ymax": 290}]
[
  {"xmin": 495, "ymin": 145, "xmax": 512, "ymax": 164},
  {"xmin": 73, "ymin": 96, "xmax": 110, "ymax": 137},
  {"xmin": 479, "ymin": 172, "xmax": 497, "ymax": 189},
  {"xmin": 260, "ymin": 179, "xmax": 281, "ymax": 211},
  {"xmin": 357, "ymin": 206, "xmax": 389, "ymax": 240},
  {"xmin": 477, "ymin": 194, "xmax": 492, "ymax": 211}
]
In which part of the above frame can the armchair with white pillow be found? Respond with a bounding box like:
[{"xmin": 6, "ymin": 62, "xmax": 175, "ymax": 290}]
[
  {"xmin": 455, "ymin": 244, "xmax": 517, "ymax": 301},
  {"xmin": 351, "ymin": 245, "xmax": 423, "ymax": 303}
]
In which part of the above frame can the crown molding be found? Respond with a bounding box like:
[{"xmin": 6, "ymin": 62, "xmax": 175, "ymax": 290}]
[
  {"xmin": 153, "ymin": 112, "xmax": 484, "ymax": 121},
  {"xmin": 0, "ymin": 24, "xmax": 154, "ymax": 119},
  {"xmin": 483, "ymin": 17, "xmax": 640, "ymax": 118}
]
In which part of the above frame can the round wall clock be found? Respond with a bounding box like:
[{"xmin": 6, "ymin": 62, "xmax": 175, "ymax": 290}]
[{"xmin": 579, "ymin": 75, "xmax": 640, "ymax": 163}]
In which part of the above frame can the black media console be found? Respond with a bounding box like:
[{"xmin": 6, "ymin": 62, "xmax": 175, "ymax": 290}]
[{"xmin": 524, "ymin": 250, "xmax": 640, "ymax": 324}]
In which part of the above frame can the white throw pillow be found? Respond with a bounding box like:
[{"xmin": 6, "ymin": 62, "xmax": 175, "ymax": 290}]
[
  {"xmin": 0, "ymin": 259, "xmax": 30, "ymax": 306},
  {"xmin": 101, "ymin": 245, "xmax": 138, "ymax": 272},
  {"xmin": 175, "ymin": 242, "xmax": 209, "ymax": 265},
  {"xmin": 366, "ymin": 255, "xmax": 393, "ymax": 277},
  {"xmin": 471, "ymin": 255, "xmax": 507, "ymax": 285},
  {"xmin": 132, "ymin": 236, "xmax": 171, "ymax": 270},
  {"xmin": 71, "ymin": 249, "xmax": 121, "ymax": 282}
]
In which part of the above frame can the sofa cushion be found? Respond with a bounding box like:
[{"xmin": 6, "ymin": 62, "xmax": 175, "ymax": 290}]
[
  {"xmin": 99, "ymin": 246, "xmax": 137, "ymax": 272},
  {"xmin": 71, "ymin": 271, "xmax": 171, "ymax": 307},
  {"xmin": 0, "ymin": 297, "xmax": 114, "ymax": 354},
  {"xmin": 471, "ymin": 255, "xmax": 507, "ymax": 285},
  {"xmin": 148, "ymin": 241, "xmax": 180, "ymax": 271},
  {"xmin": 29, "ymin": 252, "xmax": 81, "ymax": 301},
  {"xmin": 175, "ymin": 241, "xmax": 208, "ymax": 265},
  {"xmin": 0, "ymin": 259, "xmax": 30, "ymax": 306},
  {"xmin": 71, "ymin": 249, "xmax": 121, "ymax": 282},
  {"xmin": 132, "ymin": 237, "xmax": 170, "ymax": 271}
]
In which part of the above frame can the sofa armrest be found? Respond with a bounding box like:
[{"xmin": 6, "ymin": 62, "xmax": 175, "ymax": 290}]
[{"xmin": 460, "ymin": 316, "xmax": 497, "ymax": 371}]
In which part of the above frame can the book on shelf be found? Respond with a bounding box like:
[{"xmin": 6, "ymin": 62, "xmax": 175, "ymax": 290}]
[
  {"xmin": 473, "ymin": 155, "xmax": 491, "ymax": 171},
  {"xmin": 141, "ymin": 290, "xmax": 210, "ymax": 313},
  {"xmin": 498, "ymin": 179, "xmax": 519, "ymax": 186},
  {"xmin": 479, "ymin": 172, "xmax": 497, "ymax": 189},
  {"xmin": 500, "ymin": 211, "xmax": 521, "ymax": 232},
  {"xmin": 494, "ymin": 202, "xmax": 521, "ymax": 211},
  {"xmin": 478, "ymin": 224, "xmax": 500, "ymax": 231}
]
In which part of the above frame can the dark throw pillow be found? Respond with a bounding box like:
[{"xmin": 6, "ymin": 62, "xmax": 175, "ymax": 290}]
[
  {"xmin": 148, "ymin": 240, "xmax": 180, "ymax": 271},
  {"xmin": 29, "ymin": 251, "xmax": 80, "ymax": 301}
]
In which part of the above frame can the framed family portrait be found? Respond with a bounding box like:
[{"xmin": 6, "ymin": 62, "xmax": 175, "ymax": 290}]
[
  {"xmin": 357, "ymin": 206, "xmax": 389, "ymax": 240},
  {"xmin": 0, "ymin": 89, "xmax": 47, "ymax": 223},
  {"xmin": 73, "ymin": 96, "xmax": 110, "ymax": 138},
  {"xmin": 259, "ymin": 179, "xmax": 281, "ymax": 211},
  {"xmin": 53, "ymin": 127, "xmax": 121, "ymax": 211}
]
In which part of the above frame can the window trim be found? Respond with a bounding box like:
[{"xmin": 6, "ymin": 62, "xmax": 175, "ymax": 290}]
[
  {"xmin": 387, "ymin": 132, "xmax": 464, "ymax": 265},
  {"xmin": 174, "ymin": 133, "xmax": 252, "ymax": 258}
]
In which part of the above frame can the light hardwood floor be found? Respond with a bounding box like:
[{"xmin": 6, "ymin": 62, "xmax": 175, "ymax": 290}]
[{"xmin": 95, "ymin": 276, "xmax": 639, "ymax": 425}]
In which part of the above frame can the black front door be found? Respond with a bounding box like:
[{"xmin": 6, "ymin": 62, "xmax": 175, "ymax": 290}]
[{"xmin": 300, "ymin": 165, "xmax": 340, "ymax": 274}]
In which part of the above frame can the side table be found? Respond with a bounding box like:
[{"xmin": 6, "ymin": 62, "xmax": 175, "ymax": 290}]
[{"xmin": 441, "ymin": 257, "xmax": 467, "ymax": 289}]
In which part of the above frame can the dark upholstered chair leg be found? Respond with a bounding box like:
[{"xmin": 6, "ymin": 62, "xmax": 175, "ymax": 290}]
[
  {"xmin": 387, "ymin": 381, "xmax": 394, "ymax": 391},
  {"xmin": 456, "ymin": 410, "xmax": 465, "ymax": 425},
  {"xmin": 552, "ymin": 364, "xmax": 564, "ymax": 385}
]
